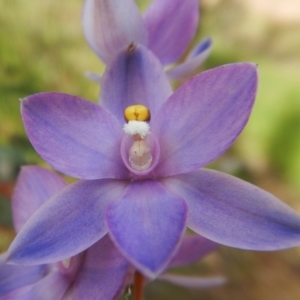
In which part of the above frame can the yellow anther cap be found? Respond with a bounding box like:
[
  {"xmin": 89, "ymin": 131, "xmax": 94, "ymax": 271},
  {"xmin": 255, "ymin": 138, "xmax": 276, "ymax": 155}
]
[{"xmin": 124, "ymin": 105, "xmax": 151, "ymax": 122}]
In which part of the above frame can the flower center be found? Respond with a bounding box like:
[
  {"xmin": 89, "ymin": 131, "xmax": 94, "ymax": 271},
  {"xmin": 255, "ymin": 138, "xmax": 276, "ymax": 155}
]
[
  {"xmin": 123, "ymin": 118, "xmax": 152, "ymax": 171},
  {"xmin": 122, "ymin": 105, "xmax": 159, "ymax": 175},
  {"xmin": 124, "ymin": 104, "xmax": 151, "ymax": 122}
]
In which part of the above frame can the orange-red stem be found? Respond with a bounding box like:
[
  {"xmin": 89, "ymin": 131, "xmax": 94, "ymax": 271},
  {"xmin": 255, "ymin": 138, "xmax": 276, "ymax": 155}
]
[{"xmin": 133, "ymin": 271, "xmax": 145, "ymax": 300}]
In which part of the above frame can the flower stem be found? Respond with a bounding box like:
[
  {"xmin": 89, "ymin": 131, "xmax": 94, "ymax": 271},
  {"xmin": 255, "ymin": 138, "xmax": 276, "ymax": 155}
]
[{"xmin": 133, "ymin": 271, "xmax": 145, "ymax": 300}]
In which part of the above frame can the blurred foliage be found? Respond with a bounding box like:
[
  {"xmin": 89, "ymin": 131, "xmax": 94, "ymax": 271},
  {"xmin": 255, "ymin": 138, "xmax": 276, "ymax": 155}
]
[
  {"xmin": 199, "ymin": 1, "xmax": 300, "ymax": 193},
  {"xmin": 1, "ymin": 0, "xmax": 300, "ymax": 299}
]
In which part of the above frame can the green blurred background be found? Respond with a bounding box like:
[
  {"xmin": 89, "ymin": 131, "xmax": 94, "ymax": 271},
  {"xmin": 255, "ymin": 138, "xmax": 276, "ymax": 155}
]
[{"xmin": 1, "ymin": 0, "xmax": 300, "ymax": 299}]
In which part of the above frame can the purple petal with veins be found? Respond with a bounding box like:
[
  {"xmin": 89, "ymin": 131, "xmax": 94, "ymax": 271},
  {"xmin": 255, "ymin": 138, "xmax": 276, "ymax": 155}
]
[
  {"xmin": 1, "ymin": 271, "xmax": 70, "ymax": 300},
  {"xmin": 162, "ymin": 169, "xmax": 300, "ymax": 250},
  {"xmin": 100, "ymin": 44, "xmax": 172, "ymax": 123},
  {"xmin": 152, "ymin": 63, "xmax": 258, "ymax": 177},
  {"xmin": 21, "ymin": 93, "xmax": 129, "ymax": 180},
  {"xmin": 0, "ymin": 255, "xmax": 47, "ymax": 297},
  {"xmin": 143, "ymin": 0, "xmax": 199, "ymax": 65},
  {"xmin": 12, "ymin": 166, "xmax": 66, "ymax": 233},
  {"xmin": 7, "ymin": 179, "xmax": 127, "ymax": 265},
  {"xmin": 71, "ymin": 235, "xmax": 133, "ymax": 300},
  {"xmin": 106, "ymin": 180, "xmax": 187, "ymax": 277},
  {"xmin": 82, "ymin": 0, "xmax": 147, "ymax": 63}
]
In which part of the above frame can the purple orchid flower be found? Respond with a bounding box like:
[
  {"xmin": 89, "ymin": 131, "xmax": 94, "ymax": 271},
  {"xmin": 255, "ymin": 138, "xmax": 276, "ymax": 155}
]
[
  {"xmin": 82, "ymin": 0, "xmax": 212, "ymax": 82},
  {"xmin": 1, "ymin": 167, "xmax": 223, "ymax": 299},
  {"xmin": 6, "ymin": 44, "xmax": 300, "ymax": 279},
  {"xmin": 0, "ymin": 166, "xmax": 133, "ymax": 300}
]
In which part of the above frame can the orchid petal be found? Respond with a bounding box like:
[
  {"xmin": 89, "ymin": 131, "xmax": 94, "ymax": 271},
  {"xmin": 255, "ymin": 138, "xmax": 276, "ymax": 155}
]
[
  {"xmin": 166, "ymin": 37, "xmax": 213, "ymax": 81},
  {"xmin": 159, "ymin": 274, "xmax": 226, "ymax": 289},
  {"xmin": 167, "ymin": 235, "xmax": 219, "ymax": 269},
  {"xmin": 7, "ymin": 179, "xmax": 127, "ymax": 265},
  {"xmin": 12, "ymin": 166, "xmax": 66, "ymax": 233},
  {"xmin": 21, "ymin": 93, "xmax": 128, "ymax": 180},
  {"xmin": 152, "ymin": 63, "xmax": 258, "ymax": 177},
  {"xmin": 1, "ymin": 271, "xmax": 70, "ymax": 300},
  {"xmin": 188, "ymin": 37, "xmax": 213, "ymax": 60},
  {"xmin": 163, "ymin": 169, "xmax": 300, "ymax": 250},
  {"xmin": 100, "ymin": 44, "xmax": 172, "ymax": 123},
  {"xmin": 72, "ymin": 235, "xmax": 133, "ymax": 300},
  {"xmin": 82, "ymin": 0, "xmax": 147, "ymax": 63},
  {"xmin": 106, "ymin": 180, "xmax": 187, "ymax": 277},
  {"xmin": 0, "ymin": 254, "xmax": 47, "ymax": 297},
  {"xmin": 143, "ymin": 0, "xmax": 199, "ymax": 65}
]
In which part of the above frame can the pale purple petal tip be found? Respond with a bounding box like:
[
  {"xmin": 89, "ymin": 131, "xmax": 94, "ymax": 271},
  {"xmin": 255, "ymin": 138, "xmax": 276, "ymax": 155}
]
[
  {"xmin": 0, "ymin": 254, "xmax": 47, "ymax": 297},
  {"xmin": 163, "ymin": 169, "xmax": 300, "ymax": 250},
  {"xmin": 143, "ymin": 0, "xmax": 199, "ymax": 65},
  {"xmin": 12, "ymin": 166, "xmax": 66, "ymax": 233},
  {"xmin": 21, "ymin": 92, "xmax": 129, "ymax": 180},
  {"xmin": 153, "ymin": 63, "xmax": 258, "ymax": 177},
  {"xmin": 82, "ymin": 0, "xmax": 147, "ymax": 63},
  {"xmin": 84, "ymin": 72, "xmax": 102, "ymax": 84},
  {"xmin": 1, "ymin": 271, "xmax": 70, "ymax": 300},
  {"xmin": 159, "ymin": 274, "xmax": 226, "ymax": 289},
  {"xmin": 166, "ymin": 37, "xmax": 213, "ymax": 81},
  {"xmin": 7, "ymin": 180, "xmax": 126, "ymax": 265},
  {"xmin": 106, "ymin": 180, "xmax": 187, "ymax": 277}
]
